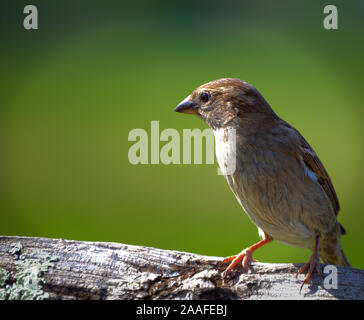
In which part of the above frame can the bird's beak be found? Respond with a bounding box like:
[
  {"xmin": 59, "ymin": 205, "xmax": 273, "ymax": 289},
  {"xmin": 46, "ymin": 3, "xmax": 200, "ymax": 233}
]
[{"xmin": 174, "ymin": 95, "xmax": 198, "ymax": 115}]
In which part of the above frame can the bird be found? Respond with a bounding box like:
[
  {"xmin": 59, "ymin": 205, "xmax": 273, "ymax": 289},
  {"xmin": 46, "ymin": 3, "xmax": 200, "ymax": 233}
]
[{"xmin": 174, "ymin": 78, "xmax": 350, "ymax": 291}]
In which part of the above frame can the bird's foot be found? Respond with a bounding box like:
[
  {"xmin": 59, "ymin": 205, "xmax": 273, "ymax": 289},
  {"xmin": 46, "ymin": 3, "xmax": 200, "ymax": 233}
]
[
  {"xmin": 296, "ymin": 250, "xmax": 322, "ymax": 293},
  {"xmin": 221, "ymin": 238, "xmax": 271, "ymax": 278},
  {"xmin": 221, "ymin": 249, "xmax": 258, "ymax": 278}
]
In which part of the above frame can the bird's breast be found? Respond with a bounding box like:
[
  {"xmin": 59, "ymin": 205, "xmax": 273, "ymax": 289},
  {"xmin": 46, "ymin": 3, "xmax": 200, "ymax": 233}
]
[
  {"xmin": 213, "ymin": 127, "xmax": 237, "ymax": 176},
  {"xmin": 212, "ymin": 129, "xmax": 332, "ymax": 249}
]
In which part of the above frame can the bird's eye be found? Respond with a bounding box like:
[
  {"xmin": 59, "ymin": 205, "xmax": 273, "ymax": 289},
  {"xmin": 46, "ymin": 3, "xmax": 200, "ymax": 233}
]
[{"xmin": 200, "ymin": 92, "xmax": 210, "ymax": 103}]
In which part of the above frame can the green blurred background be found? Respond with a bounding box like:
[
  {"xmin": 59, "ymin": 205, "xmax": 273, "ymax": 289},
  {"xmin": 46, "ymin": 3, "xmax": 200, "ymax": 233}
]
[{"xmin": 1, "ymin": 1, "xmax": 363, "ymax": 268}]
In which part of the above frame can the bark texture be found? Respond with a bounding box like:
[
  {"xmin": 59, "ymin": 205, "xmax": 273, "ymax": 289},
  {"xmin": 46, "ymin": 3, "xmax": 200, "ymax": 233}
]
[{"xmin": 0, "ymin": 236, "xmax": 362, "ymax": 300}]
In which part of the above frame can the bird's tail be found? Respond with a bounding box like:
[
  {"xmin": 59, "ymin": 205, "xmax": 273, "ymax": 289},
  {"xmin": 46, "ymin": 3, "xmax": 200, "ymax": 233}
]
[
  {"xmin": 320, "ymin": 247, "xmax": 351, "ymax": 267},
  {"xmin": 319, "ymin": 230, "xmax": 351, "ymax": 267}
]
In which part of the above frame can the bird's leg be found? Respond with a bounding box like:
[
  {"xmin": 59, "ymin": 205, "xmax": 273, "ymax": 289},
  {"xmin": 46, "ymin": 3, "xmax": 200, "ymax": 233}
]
[
  {"xmin": 296, "ymin": 235, "xmax": 322, "ymax": 293},
  {"xmin": 222, "ymin": 237, "xmax": 272, "ymax": 277}
]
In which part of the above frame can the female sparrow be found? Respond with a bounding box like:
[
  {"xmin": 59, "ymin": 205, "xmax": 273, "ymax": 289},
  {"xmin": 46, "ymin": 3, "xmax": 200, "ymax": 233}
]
[{"xmin": 174, "ymin": 78, "xmax": 350, "ymax": 291}]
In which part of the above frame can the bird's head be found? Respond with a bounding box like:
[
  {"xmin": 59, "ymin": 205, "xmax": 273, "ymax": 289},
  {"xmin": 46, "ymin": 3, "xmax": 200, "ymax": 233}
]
[{"xmin": 174, "ymin": 78, "xmax": 277, "ymax": 129}]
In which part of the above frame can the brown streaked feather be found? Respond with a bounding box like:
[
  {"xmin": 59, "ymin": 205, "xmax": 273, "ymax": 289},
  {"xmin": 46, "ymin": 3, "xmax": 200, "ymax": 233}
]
[
  {"xmin": 279, "ymin": 120, "xmax": 341, "ymax": 218},
  {"xmin": 296, "ymin": 132, "xmax": 340, "ymax": 216}
]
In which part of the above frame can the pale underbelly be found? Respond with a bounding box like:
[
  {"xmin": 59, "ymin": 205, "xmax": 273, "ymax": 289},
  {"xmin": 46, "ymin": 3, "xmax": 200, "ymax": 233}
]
[{"xmin": 234, "ymin": 193, "xmax": 316, "ymax": 249}]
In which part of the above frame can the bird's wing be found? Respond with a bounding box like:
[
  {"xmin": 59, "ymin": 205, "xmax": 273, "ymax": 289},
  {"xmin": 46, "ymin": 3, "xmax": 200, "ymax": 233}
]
[
  {"xmin": 296, "ymin": 132, "xmax": 340, "ymax": 216},
  {"xmin": 279, "ymin": 120, "xmax": 340, "ymax": 217}
]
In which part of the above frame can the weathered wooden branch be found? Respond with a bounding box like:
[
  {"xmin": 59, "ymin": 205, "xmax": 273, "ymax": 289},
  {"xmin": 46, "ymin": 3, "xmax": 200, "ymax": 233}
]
[{"xmin": 0, "ymin": 236, "xmax": 362, "ymax": 300}]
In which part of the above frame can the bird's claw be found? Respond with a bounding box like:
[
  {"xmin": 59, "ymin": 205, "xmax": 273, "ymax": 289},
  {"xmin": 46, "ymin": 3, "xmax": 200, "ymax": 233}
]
[
  {"xmin": 221, "ymin": 249, "xmax": 257, "ymax": 278},
  {"xmin": 296, "ymin": 252, "xmax": 322, "ymax": 293}
]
